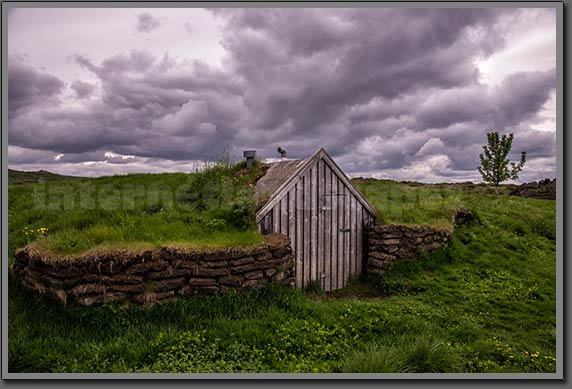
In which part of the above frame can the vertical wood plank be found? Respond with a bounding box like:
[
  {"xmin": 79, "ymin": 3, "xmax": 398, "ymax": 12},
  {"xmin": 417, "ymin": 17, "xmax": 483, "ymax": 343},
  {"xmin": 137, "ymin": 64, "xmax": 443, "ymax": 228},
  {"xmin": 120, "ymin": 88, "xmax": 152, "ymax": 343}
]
[
  {"xmin": 288, "ymin": 187, "xmax": 296, "ymax": 251},
  {"xmin": 340, "ymin": 184, "xmax": 345, "ymax": 287},
  {"xmin": 262, "ymin": 212, "xmax": 272, "ymax": 235},
  {"xmin": 357, "ymin": 205, "xmax": 363, "ymax": 275},
  {"xmin": 273, "ymin": 201, "xmax": 280, "ymax": 234},
  {"xmin": 280, "ymin": 195, "xmax": 288, "ymax": 235},
  {"xmin": 310, "ymin": 162, "xmax": 318, "ymax": 284},
  {"xmin": 340, "ymin": 186, "xmax": 344, "ymax": 287},
  {"xmin": 317, "ymin": 159, "xmax": 325, "ymax": 290},
  {"xmin": 316, "ymin": 159, "xmax": 326, "ymax": 289},
  {"xmin": 295, "ymin": 183, "xmax": 303, "ymax": 288},
  {"xmin": 331, "ymin": 175, "xmax": 338, "ymax": 290},
  {"xmin": 338, "ymin": 179, "xmax": 346, "ymax": 288},
  {"xmin": 352, "ymin": 196, "xmax": 358, "ymax": 275},
  {"xmin": 354, "ymin": 196, "xmax": 358, "ymax": 275},
  {"xmin": 354, "ymin": 204, "xmax": 359, "ymax": 276},
  {"xmin": 344, "ymin": 186, "xmax": 350, "ymax": 286},
  {"xmin": 303, "ymin": 172, "xmax": 311, "ymax": 288},
  {"xmin": 324, "ymin": 164, "xmax": 331, "ymax": 292},
  {"xmin": 260, "ymin": 213, "xmax": 271, "ymax": 235},
  {"xmin": 347, "ymin": 193, "xmax": 355, "ymax": 278}
]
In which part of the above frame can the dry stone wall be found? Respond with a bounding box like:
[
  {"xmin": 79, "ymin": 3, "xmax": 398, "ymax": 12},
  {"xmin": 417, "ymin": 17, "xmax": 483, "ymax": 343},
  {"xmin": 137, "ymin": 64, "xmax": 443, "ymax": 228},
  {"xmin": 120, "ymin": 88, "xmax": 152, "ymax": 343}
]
[
  {"xmin": 367, "ymin": 224, "xmax": 452, "ymax": 276},
  {"xmin": 509, "ymin": 178, "xmax": 556, "ymax": 200},
  {"xmin": 11, "ymin": 234, "xmax": 295, "ymax": 306}
]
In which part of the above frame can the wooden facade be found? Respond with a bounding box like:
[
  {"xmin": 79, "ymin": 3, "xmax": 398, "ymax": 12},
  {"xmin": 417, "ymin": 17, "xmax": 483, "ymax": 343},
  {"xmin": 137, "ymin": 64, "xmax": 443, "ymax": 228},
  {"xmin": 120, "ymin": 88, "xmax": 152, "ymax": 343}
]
[{"xmin": 255, "ymin": 148, "xmax": 377, "ymax": 291}]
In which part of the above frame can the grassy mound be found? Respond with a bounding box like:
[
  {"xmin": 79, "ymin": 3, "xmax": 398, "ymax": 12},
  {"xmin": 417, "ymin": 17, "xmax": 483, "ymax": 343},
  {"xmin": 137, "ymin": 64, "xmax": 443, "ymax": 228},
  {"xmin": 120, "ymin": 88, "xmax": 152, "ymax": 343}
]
[{"xmin": 8, "ymin": 162, "xmax": 268, "ymax": 258}]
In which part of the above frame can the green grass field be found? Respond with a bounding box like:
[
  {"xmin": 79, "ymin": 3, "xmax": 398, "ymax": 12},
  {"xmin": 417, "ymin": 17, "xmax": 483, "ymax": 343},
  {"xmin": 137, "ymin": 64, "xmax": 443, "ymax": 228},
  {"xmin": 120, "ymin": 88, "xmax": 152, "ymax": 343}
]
[{"xmin": 7, "ymin": 171, "xmax": 556, "ymax": 374}]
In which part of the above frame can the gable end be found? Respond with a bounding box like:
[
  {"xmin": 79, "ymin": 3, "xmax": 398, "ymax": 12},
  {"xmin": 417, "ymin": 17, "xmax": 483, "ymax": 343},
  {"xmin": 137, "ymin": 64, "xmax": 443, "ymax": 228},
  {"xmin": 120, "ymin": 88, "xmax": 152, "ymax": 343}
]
[{"xmin": 255, "ymin": 148, "xmax": 377, "ymax": 223}]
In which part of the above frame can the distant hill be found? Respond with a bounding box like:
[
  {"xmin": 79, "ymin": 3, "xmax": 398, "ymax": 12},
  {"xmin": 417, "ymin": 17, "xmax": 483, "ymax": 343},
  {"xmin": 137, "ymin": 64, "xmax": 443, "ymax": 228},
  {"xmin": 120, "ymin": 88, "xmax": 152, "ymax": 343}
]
[{"xmin": 8, "ymin": 169, "xmax": 85, "ymax": 185}]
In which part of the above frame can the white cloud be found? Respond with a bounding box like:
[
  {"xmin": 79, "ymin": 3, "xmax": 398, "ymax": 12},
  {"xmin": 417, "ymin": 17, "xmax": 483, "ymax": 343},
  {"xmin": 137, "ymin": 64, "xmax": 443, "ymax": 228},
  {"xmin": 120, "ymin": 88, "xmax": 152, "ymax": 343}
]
[
  {"xmin": 475, "ymin": 8, "xmax": 556, "ymax": 87},
  {"xmin": 416, "ymin": 138, "xmax": 446, "ymax": 157},
  {"xmin": 104, "ymin": 151, "xmax": 129, "ymax": 159}
]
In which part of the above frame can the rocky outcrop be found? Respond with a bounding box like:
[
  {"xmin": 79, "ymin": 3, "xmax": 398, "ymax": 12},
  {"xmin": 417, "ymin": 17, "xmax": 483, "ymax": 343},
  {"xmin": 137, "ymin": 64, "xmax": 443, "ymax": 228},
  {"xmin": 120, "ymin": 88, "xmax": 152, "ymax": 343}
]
[
  {"xmin": 453, "ymin": 206, "xmax": 475, "ymax": 225},
  {"xmin": 11, "ymin": 234, "xmax": 295, "ymax": 307},
  {"xmin": 510, "ymin": 178, "xmax": 556, "ymax": 200}
]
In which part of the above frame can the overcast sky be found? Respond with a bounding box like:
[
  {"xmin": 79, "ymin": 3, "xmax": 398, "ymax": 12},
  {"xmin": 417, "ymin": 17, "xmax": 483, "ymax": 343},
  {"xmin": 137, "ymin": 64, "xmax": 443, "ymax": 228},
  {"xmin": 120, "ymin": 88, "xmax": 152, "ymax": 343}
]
[{"xmin": 7, "ymin": 7, "xmax": 557, "ymax": 182}]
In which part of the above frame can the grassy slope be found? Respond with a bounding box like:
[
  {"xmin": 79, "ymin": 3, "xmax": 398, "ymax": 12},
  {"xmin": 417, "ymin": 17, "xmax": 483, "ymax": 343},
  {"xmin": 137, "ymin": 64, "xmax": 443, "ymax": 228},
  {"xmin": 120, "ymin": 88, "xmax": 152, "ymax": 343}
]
[
  {"xmin": 7, "ymin": 179, "xmax": 556, "ymax": 373},
  {"xmin": 8, "ymin": 169, "xmax": 84, "ymax": 185}
]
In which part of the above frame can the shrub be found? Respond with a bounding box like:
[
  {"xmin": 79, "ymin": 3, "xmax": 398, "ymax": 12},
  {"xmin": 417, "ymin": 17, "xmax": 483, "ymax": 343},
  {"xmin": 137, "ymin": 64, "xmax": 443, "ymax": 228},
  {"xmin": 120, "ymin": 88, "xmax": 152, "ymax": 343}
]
[
  {"xmin": 177, "ymin": 164, "xmax": 236, "ymax": 211},
  {"xmin": 177, "ymin": 162, "xmax": 257, "ymax": 231}
]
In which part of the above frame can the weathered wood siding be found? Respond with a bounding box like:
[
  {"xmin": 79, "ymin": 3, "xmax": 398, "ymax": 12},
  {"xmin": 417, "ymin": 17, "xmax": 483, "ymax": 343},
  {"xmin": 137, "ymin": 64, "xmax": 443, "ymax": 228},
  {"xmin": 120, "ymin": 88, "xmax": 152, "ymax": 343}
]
[{"xmin": 257, "ymin": 156, "xmax": 375, "ymax": 291}]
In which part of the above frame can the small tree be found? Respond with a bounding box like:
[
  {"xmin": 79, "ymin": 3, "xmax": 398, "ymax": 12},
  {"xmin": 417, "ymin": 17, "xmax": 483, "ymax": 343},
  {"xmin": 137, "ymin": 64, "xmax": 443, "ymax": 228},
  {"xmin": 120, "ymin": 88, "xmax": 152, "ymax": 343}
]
[{"xmin": 478, "ymin": 131, "xmax": 526, "ymax": 194}]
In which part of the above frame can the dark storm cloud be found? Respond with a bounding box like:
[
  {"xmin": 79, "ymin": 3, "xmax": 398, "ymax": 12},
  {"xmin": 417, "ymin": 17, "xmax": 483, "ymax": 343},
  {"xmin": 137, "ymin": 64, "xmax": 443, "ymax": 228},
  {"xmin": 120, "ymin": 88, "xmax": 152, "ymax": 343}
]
[
  {"xmin": 7, "ymin": 146, "xmax": 59, "ymax": 164},
  {"xmin": 8, "ymin": 56, "xmax": 65, "ymax": 117},
  {"xmin": 491, "ymin": 69, "xmax": 557, "ymax": 128},
  {"xmin": 213, "ymin": 8, "xmax": 505, "ymax": 135},
  {"xmin": 71, "ymin": 80, "xmax": 96, "ymax": 99},
  {"xmin": 416, "ymin": 87, "xmax": 491, "ymax": 130},
  {"xmin": 8, "ymin": 8, "xmax": 556, "ymax": 182},
  {"xmin": 416, "ymin": 68, "xmax": 556, "ymax": 133},
  {"xmin": 135, "ymin": 12, "xmax": 162, "ymax": 34},
  {"xmin": 9, "ymin": 52, "xmax": 232, "ymax": 159},
  {"xmin": 511, "ymin": 129, "xmax": 557, "ymax": 160}
]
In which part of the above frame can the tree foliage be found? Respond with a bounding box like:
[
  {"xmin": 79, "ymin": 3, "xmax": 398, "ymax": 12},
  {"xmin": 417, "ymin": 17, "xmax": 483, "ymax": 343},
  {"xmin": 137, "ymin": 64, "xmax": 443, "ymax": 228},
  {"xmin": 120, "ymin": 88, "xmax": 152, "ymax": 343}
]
[{"xmin": 478, "ymin": 132, "xmax": 526, "ymax": 193}]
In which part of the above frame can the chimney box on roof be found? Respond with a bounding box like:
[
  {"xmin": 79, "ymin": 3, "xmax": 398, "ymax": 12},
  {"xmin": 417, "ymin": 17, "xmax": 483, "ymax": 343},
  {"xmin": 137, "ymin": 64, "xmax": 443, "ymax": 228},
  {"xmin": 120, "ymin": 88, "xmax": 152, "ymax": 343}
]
[{"xmin": 243, "ymin": 150, "xmax": 256, "ymax": 168}]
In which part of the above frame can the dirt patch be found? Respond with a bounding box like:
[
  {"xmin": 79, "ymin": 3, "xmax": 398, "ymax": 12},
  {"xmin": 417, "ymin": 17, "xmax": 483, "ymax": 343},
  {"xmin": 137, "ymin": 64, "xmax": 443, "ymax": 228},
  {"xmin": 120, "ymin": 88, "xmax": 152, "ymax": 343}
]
[
  {"xmin": 322, "ymin": 279, "xmax": 386, "ymax": 300},
  {"xmin": 326, "ymin": 289, "xmax": 385, "ymax": 300}
]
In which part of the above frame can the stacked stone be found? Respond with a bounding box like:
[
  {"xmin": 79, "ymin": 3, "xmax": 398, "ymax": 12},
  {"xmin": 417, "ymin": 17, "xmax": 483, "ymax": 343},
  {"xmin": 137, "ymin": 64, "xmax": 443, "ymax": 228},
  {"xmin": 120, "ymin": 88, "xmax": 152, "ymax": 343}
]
[
  {"xmin": 367, "ymin": 225, "xmax": 451, "ymax": 276},
  {"xmin": 11, "ymin": 234, "xmax": 295, "ymax": 307}
]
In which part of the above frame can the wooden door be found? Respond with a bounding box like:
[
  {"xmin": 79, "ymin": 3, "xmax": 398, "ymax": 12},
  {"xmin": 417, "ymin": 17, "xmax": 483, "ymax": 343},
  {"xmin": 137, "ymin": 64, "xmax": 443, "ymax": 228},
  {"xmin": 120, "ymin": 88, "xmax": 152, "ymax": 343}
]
[
  {"xmin": 260, "ymin": 157, "xmax": 369, "ymax": 291},
  {"xmin": 313, "ymin": 159, "xmax": 364, "ymax": 291}
]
